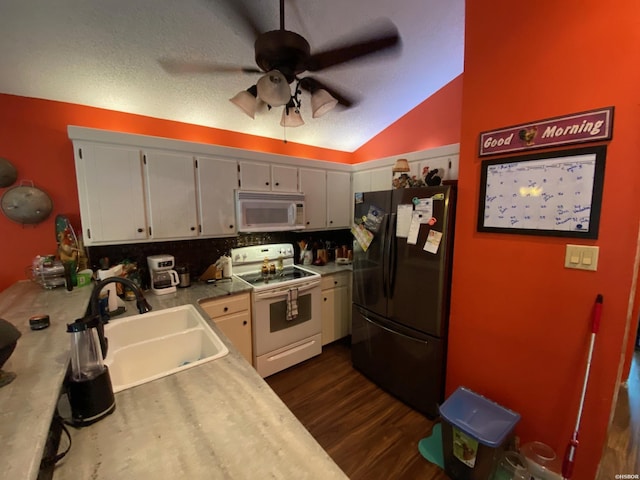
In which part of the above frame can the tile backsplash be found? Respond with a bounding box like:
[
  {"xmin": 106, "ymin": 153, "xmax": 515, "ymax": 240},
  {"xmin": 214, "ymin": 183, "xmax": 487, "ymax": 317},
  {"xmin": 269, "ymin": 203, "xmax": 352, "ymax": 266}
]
[{"xmin": 86, "ymin": 229, "xmax": 351, "ymax": 288}]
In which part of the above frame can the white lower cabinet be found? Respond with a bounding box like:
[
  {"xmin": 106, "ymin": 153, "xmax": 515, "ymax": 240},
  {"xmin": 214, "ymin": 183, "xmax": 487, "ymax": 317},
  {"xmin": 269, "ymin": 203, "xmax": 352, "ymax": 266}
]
[
  {"xmin": 321, "ymin": 271, "xmax": 352, "ymax": 345},
  {"xmin": 199, "ymin": 293, "xmax": 253, "ymax": 364}
]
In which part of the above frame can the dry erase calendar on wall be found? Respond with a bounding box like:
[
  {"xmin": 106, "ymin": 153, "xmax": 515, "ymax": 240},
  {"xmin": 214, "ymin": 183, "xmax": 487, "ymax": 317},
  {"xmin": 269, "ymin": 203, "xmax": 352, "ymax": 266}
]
[{"xmin": 477, "ymin": 146, "xmax": 607, "ymax": 239}]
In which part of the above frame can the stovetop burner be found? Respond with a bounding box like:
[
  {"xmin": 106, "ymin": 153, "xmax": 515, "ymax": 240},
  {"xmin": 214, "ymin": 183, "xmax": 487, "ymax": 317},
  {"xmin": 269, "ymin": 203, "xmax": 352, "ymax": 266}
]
[{"xmin": 236, "ymin": 266, "xmax": 316, "ymax": 287}]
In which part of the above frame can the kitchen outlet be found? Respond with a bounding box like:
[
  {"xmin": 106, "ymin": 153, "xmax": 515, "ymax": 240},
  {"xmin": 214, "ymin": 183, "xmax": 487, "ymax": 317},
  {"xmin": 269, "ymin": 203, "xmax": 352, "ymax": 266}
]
[{"xmin": 564, "ymin": 244, "xmax": 599, "ymax": 271}]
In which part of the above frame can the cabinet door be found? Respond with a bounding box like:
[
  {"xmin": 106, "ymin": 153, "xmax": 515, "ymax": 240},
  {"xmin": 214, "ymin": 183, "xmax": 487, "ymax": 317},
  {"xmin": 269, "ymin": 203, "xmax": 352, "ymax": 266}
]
[
  {"xmin": 214, "ymin": 310, "xmax": 253, "ymax": 364},
  {"xmin": 321, "ymin": 284, "xmax": 350, "ymax": 346},
  {"xmin": 144, "ymin": 151, "xmax": 198, "ymax": 239},
  {"xmin": 74, "ymin": 142, "xmax": 147, "ymax": 245},
  {"xmin": 299, "ymin": 168, "xmax": 326, "ymax": 229},
  {"xmin": 196, "ymin": 156, "xmax": 237, "ymax": 236},
  {"xmin": 326, "ymin": 171, "xmax": 351, "ymax": 228},
  {"xmin": 239, "ymin": 161, "xmax": 271, "ymax": 191},
  {"xmin": 272, "ymin": 165, "xmax": 298, "ymax": 192},
  {"xmin": 321, "ymin": 288, "xmax": 336, "ymax": 346}
]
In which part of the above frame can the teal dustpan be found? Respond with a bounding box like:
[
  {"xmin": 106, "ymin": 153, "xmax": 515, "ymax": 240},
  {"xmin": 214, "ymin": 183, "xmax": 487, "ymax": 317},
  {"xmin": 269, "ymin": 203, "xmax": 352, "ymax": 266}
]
[{"xmin": 418, "ymin": 422, "xmax": 445, "ymax": 469}]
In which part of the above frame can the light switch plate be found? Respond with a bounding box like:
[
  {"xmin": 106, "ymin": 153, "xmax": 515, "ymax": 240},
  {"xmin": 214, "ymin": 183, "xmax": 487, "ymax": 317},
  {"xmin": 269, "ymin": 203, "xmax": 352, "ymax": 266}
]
[{"xmin": 564, "ymin": 244, "xmax": 599, "ymax": 271}]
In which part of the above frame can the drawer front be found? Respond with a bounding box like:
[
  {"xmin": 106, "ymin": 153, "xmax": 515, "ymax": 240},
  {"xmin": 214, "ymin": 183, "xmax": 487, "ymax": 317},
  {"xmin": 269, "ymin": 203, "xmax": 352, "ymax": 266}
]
[
  {"xmin": 321, "ymin": 272, "xmax": 351, "ymax": 290},
  {"xmin": 200, "ymin": 293, "xmax": 250, "ymax": 318}
]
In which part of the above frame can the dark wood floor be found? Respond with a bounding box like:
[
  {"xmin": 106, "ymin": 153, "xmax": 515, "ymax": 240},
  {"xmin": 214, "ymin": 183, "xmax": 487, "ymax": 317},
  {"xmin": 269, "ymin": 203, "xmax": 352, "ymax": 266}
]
[
  {"xmin": 266, "ymin": 339, "xmax": 449, "ymax": 479},
  {"xmin": 597, "ymin": 349, "xmax": 640, "ymax": 479},
  {"xmin": 267, "ymin": 340, "xmax": 639, "ymax": 480}
]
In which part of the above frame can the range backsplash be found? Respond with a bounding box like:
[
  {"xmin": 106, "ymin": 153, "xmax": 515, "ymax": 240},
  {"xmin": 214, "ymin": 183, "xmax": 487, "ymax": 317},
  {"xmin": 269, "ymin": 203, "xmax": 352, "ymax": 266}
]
[{"xmin": 86, "ymin": 229, "xmax": 352, "ymax": 288}]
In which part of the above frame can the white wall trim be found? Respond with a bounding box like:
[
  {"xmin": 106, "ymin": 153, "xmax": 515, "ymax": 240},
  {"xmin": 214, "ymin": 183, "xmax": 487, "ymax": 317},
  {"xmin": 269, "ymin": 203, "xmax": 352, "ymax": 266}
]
[
  {"xmin": 351, "ymin": 143, "xmax": 460, "ymax": 171},
  {"xmin": 68, "ymin": 125, "xmax": 459, "ymax": 173},
  {"xmin": 67, "ymin": 125, "xmax": 352, "ymax": 172}
]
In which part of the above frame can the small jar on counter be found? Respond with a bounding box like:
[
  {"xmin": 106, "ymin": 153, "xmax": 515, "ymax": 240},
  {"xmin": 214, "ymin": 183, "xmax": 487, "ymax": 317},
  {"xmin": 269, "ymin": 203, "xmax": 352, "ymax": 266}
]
[{"xmin": 176, "ymin": 266, "xmax": 191, "ymax": 288}]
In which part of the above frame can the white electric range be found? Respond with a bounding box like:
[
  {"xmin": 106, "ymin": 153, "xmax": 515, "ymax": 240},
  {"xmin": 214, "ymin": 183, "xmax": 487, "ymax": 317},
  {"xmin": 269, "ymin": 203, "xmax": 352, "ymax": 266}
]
[{"xmin": 231, "ymin": 243, "xmax": 322, "ymax": 377}]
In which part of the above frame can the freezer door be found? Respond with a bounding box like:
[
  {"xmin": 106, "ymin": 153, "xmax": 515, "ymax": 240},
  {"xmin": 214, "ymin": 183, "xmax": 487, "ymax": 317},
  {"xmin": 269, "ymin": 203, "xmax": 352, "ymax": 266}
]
[
  {"xmin": 388, "ymin": 185, "xmax": 456, "ymax": 337},
  {"xmin": 352, "ymin": 190, "xmax": 391, "ymax": 317},
  {"xmin": 351, "ymin": 305, "xmax": 445, "ymax": 419}
]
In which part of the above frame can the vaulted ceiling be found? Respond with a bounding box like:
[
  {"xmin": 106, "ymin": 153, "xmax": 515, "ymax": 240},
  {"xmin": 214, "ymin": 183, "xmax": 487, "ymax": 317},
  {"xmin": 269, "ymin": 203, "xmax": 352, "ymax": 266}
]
[{"xmin": 0, "ymin": 0, "xmax": 464, "ymax": 152}]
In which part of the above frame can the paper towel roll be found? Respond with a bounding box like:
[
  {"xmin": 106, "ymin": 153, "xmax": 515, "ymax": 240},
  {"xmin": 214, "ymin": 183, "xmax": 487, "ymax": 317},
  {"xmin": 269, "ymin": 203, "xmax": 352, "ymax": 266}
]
[{"xmin": 97, "ymin": 265, "xmax": 123, "ymax": 312}]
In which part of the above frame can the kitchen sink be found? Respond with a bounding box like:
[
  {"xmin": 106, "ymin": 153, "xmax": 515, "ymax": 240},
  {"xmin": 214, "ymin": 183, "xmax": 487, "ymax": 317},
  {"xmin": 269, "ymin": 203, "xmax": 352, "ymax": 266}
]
[{"xmin": 103, "ymin": 304, "xmax": 229, "ymax": 392}]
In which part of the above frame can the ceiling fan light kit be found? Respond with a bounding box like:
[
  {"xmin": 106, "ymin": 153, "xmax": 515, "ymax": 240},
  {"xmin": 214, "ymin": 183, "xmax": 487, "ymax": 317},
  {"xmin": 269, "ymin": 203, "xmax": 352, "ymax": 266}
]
[
  {"xmin": 176, "ymin": 0, "xmax": 401, "ymax": 131},
  {"xmin": 256, "ymin": 70, "xmax": 291, "ymax": 107},
  {"xmin": 311, "ymin": 89, "xmax": 338, "ymax": 118},
  {"xmin": 229, "ymin": 85, "xmax": 258, "ymax": 119}
]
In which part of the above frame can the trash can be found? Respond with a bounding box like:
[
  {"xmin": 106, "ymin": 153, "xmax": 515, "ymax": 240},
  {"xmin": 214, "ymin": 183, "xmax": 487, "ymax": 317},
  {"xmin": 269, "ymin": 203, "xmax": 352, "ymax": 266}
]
[{"xmin": 439, "ymin": 386, "xmax": 521, "ymax": 480}]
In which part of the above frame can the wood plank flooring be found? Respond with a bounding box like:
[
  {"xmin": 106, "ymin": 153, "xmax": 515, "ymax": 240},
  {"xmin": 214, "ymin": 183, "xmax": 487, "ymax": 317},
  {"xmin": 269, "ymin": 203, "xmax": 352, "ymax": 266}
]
[
  {"xmin": 597, "ymin": 350, "xmax": 640, "ymax": 479},
  {"xmin": 267, "ymin": 340, "xmax": 639, "ymax": 480},
  {"xmin": 266, "ymin": 338, "xmax": 449, "ymax": 479}
]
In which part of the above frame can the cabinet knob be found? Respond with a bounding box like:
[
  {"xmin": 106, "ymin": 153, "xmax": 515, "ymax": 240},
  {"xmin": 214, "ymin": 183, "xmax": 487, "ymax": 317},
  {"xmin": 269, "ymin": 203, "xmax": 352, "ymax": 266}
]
[
  {"xmin": 306, "ymin": 221, "xmax": 310, "ymax": 225},
  {"xmin": 265, "ymin": 182, "xmax": 270, "ymax": 186},
  {"xmin": 243, "ymin": 320, "xmax": 247, "ymax": 326},
  {"xmin": 324, "ymin": 297, "xmax": 327, "ymax": 301},
  {"xmin": 329, "ymin": 220, "xmax": 333, "ymax": 224},
  {"xmin": 229, "ymin": 225, "xmax": 234, "ymax": 229},
  {"xmin": 275, "ymin": 182, "xmax": 280, "ymax": 186},
  {"xmin": 137, "ymin": 228, "xmax": 143, "ymax": 233},
  {"xmin": 223, "ymin": 307, "xmax": 228, "ymax": 312},
  {"xmin": 190, "ymin": 226, "xmax": 196, "ymax": 231},
  {"xmin": 334, "ymin": 281, "xmax": 338, "ymax": 285}
]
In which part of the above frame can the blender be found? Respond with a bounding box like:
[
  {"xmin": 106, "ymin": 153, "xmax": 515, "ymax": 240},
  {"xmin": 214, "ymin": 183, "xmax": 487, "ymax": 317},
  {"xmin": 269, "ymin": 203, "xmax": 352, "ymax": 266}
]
[
  {"xmin": 147, "ymin": 254, "xmax": 179, "ymax": 295},
  {"xmin": 65, "ymin": 316, "xmax": 115, "ymax": 426}
]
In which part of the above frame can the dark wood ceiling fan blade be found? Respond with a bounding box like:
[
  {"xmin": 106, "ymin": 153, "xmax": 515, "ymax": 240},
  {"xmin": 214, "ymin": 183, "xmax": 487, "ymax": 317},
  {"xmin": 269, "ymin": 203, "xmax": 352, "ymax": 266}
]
[
  {"xmin": 306, "ymin": 20, "xmax": 401, "ymax": 72},
  {"xmin": 158, "ymin": 59, "xmax": 262, "ymax": 75},
  {"xmin": 299, "ymin": 77, "xmax": 357, "ymax": 108},
  {"xmin": 208, "ymin": 0, "xmax": 267, "ymax": 41}
]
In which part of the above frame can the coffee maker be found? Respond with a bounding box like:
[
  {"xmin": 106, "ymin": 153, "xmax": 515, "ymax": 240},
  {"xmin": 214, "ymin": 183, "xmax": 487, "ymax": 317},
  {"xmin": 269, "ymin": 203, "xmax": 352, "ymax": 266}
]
[{"xmin": 147, "ymin": 254, "xmax": 179, "ymax": 295}]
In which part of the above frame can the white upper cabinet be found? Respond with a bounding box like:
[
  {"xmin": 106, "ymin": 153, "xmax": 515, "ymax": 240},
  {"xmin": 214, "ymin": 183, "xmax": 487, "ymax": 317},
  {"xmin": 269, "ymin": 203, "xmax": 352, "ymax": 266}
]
[
  {"xmin": 326, "ymin": 171, "xmax": 351, "ymax": 228},
  {"xmin": 143, "ymin": 150, "xmax": 198, "ymax": 240},
  {"xmin": 239, "ymin": 161, "xmax": 298, "ymax": 192},
  {"xmin": 272, "ymin": 165, "xmax": 298, "ymax": 192},
  {"xmin": 74, "ymin": 142, "xmax": 147, "ymax": 245},
  {"xmin": 299, "ymin": 168, "xmax": 327, "ymax": 230},
  {"xmin": 196, "ymin": 156, "xmax": 238, "ymax": 237}
]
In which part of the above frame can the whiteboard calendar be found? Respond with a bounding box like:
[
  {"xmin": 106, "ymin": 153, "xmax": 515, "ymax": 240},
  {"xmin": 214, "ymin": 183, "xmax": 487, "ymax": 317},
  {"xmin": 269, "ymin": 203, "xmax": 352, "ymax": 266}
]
[{"xmin": 478, "ymin": 146, "xmax": 606, "ymax": 239}]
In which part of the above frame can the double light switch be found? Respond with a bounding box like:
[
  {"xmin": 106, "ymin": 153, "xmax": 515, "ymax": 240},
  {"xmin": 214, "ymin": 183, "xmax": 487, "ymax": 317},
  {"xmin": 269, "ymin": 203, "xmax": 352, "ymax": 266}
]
[{"xmin": 564, "ymin": 244, "xmax": 599, "ymax": 271}]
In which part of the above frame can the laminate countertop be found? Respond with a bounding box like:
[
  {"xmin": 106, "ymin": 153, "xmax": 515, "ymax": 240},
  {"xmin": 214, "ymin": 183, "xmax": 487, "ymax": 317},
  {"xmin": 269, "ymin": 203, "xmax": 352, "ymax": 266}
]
[{"xmin": 0, "ymin": 279, "xmax": 347, "ymax": 480}]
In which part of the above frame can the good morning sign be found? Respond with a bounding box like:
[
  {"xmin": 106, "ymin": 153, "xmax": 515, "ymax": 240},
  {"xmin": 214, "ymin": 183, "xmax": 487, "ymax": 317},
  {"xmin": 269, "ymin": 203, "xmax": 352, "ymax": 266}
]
[{"xmin": 479, "ymin": 107, "xmax": 614, "ymax": 157}]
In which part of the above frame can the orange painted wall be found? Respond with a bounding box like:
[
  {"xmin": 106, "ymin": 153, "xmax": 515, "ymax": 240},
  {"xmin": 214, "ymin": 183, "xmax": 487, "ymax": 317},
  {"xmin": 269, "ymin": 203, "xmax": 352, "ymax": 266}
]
[
  {"xmin": 353, "ymin": 75, "xmax": 463, "ymax": 162},
  {"xmin": 445, "ymin": 2, "xmax": 640, "ymax": 480},
  {"xmin": 0, "ymin": 94, "xmax": 351, "ymax": 292}
]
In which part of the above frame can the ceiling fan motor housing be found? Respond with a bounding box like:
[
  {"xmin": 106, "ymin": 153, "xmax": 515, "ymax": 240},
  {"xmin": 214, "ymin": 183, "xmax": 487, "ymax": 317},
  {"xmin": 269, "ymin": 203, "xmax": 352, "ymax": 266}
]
[{"xmin": 255, "ymin": 30, "xmax": 310, "ymax": 83}]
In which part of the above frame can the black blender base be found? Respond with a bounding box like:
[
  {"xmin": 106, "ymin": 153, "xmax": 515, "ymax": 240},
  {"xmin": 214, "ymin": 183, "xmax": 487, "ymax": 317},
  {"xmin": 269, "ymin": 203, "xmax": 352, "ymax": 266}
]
[{"xmin": 67, "ymin": 367, "xmax": 116, "ymax": 427}]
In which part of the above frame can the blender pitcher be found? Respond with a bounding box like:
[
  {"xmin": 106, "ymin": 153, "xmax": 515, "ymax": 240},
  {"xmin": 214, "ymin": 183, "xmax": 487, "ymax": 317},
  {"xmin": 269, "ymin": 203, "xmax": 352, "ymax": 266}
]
[{"xmin": 66, "ymin": 316, "xmax": 116, "ymax": 426}]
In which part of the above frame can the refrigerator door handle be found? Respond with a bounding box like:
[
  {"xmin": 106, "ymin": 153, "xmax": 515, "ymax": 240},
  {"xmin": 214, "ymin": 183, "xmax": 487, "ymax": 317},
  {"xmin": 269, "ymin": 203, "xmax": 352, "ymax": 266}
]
[
  {"xmin": 388, "ymin": 213, "xmax": 397, "ymax": 298},
  {"xmin": 360, "ymin": 313, "xmax": 430, "ymax": 345},
  {"xmin": 380, "ymin": 213, "xmax": 390, "ymax": 299}
]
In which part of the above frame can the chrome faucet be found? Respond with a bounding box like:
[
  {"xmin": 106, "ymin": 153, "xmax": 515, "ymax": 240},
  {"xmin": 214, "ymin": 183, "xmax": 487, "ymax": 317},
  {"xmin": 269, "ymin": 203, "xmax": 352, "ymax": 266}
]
[{"xmin": 84, "ymin": 277, "xmax": 152, "ymax": 358}]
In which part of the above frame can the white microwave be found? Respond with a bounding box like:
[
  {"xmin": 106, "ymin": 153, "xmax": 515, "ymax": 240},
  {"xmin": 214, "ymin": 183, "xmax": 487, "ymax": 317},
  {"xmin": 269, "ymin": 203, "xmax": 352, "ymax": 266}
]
[{"xmin": 235, "ymin": 191, "xmax": 305, "ymax": 232}]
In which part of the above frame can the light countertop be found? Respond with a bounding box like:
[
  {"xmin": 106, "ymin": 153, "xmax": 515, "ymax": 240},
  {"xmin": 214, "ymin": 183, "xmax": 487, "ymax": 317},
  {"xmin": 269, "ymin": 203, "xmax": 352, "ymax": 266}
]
[
  {"xmin": 298, "ymin": 262, "xmax": 352, "ymax": 276},
  {"xmin": 0, "ymin": 279, "xmax": 347, "ymax": 480}
]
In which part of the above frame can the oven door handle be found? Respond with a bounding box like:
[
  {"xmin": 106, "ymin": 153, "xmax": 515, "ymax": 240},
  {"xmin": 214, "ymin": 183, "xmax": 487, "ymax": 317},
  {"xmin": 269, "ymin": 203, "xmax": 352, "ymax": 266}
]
[{"xmin": 254, "ymin": 281, "xmax": 319, "ymax": 300}]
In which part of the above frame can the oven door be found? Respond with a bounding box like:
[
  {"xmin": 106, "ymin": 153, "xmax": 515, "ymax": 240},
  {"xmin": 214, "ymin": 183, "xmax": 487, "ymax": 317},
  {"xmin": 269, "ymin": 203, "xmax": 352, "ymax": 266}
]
[{"xmin": 252, "ymin": 279, "xmax": 321, "ymax": 356}]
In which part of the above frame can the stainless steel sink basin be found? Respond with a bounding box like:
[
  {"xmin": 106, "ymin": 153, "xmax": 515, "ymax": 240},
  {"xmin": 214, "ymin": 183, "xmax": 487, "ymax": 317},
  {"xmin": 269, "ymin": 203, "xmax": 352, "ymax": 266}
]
[{"xmin": 103, "ymin": 304, "xmax": 229, "ymax": 392}]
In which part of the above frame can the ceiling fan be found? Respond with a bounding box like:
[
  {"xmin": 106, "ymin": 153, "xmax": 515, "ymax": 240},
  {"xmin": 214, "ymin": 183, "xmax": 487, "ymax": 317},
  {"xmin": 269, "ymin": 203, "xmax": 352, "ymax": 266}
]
[{"xmin": 159, "ymin": 0, "xmax": 401, "ymax": 125}]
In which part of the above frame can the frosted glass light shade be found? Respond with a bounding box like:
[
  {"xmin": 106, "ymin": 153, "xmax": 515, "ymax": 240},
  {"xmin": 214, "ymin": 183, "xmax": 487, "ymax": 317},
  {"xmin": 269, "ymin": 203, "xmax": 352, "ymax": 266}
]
[
  {"xmin": 257, "ymin": 70, "xmax": 291, "ymax": 107},
  {"xmin": 280, "ymin": 106, "xmax": 305, "ymax": 127},
  {"xmin": 311, "ymin": 88, "xmax": 338, "ymax": 118},
  {"xmin": 229, "ymin": 86, "xmax": 258, "ymax": 118}
]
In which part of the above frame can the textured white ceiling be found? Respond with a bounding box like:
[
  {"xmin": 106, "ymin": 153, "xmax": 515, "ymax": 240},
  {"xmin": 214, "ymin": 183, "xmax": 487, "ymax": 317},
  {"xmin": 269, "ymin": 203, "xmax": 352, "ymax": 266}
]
[{"xmin": 0, "ymin": 0, "xmax": 464, "ymax": 152}]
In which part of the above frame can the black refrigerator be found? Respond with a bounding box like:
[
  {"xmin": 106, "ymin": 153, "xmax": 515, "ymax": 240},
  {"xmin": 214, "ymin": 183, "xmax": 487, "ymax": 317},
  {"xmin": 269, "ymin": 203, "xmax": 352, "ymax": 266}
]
[{"xmin": 351, "ymin": 184, "xmax": 456, "ymax": 419}]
